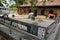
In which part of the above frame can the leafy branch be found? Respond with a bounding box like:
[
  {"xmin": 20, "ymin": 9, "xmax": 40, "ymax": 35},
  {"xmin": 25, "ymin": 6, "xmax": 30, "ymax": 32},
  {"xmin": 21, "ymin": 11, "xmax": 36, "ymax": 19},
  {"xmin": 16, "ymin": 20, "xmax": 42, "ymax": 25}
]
[{"xmin": 30, "ymin": 0, "xmax": 38, "ymax": 12}]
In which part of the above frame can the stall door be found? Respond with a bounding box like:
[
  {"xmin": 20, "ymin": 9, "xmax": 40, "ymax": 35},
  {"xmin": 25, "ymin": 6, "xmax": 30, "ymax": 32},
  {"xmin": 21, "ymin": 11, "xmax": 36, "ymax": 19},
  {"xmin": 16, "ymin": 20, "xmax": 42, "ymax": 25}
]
[
  {"xmin": 41, "ymin": 10, "xmax": 45, "ymax": 15},
  {"xmin": 34, "ymin": 9, "xmax": 37, "ymax": 16}
]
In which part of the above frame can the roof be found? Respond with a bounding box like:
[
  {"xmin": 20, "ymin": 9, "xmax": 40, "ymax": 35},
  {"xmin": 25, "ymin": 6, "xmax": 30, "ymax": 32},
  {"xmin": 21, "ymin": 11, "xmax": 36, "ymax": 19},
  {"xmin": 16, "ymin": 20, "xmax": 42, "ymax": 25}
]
[
  {"xmin": 37, "ymin": 0, "xmax": 60, "ymax": 6},
  {"xmin": 20, "ymin": 0, "xmax": 60, "ymax": 7}
]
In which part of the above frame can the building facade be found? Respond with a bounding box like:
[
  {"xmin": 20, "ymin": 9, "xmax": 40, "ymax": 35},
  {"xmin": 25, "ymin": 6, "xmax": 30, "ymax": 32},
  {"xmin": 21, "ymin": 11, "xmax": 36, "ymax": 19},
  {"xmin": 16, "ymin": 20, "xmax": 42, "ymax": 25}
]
[{"xmin": 18, "ymin": 0, "xmax": 60, "ymax": 16}]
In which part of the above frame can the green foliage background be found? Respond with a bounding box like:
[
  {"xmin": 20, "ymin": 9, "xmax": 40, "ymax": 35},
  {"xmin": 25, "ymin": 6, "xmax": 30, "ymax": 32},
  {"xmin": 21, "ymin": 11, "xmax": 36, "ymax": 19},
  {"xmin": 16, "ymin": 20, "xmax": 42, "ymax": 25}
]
[
  {"xmin": 0, "ymin": 0, "xmax": 54, "ymax": 12},
  {"xmin": 0, "ymin": 0, "xmax": 1, "ymax": 4}
]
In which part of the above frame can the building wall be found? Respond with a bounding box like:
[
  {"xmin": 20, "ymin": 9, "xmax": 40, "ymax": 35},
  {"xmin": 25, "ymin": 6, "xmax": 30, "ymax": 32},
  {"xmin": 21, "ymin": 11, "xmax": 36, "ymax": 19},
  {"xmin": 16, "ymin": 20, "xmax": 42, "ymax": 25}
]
[
  {"xmin": 18, "ymin": 8, "xmax": 29, "ymax": 15},
  {"xmin": 36, "ymin": 8, "xmax": 60, "ymax": 16},
  {"xmin": 18, "ymin": 7, "xmax": 60, "ymax": 16},
  {"xmin": 44, "ymin": 8, "xmax": 60, "ymax": 16}
]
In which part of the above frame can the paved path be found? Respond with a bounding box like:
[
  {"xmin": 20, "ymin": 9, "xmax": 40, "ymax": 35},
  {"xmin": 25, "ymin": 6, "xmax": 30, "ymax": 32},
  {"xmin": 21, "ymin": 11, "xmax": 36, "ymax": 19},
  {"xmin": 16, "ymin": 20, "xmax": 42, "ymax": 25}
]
[
  {"xmin": 55, "ymin": 23, "xmax": 60, "ymax": 40},
  {"xmin": 46, "ymin": 21, "xmax": 60, "ymax": 40}
]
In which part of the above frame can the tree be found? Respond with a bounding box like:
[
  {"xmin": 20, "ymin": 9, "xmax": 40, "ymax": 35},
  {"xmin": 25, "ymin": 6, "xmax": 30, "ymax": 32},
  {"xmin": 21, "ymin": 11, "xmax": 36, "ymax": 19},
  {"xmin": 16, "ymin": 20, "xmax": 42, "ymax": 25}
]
[
  {"xmin": 14, "ymin": 0, "xmax": 27, "ymax": 7},
  {"xmin": 0, "ymin": 0, "xmax": 1, "ymax": 4},
  {"xmin": 9, "ymin": 0, "xmax": 26, "ymax": 14},
  {"xmin": 0, "ymin": 0, "xmax": 3, "ymax": 6},
  {"xmin": 42, "ymin": 0, "xmax": 54, "ymax": 6},
  {"xmin": 30, "ymin": 0, "xmax": 38, "ymax": 12},
  {"xmin": 14, "ymin": 0, "xmax": 38, "ymax": 12},
  {"xmin": 1, "ymin": 0, "xmax": 9, "ymax": 7},
  {"xmin": 13, "ymin": 0, "xmax": 54, "ymax": 13}
]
